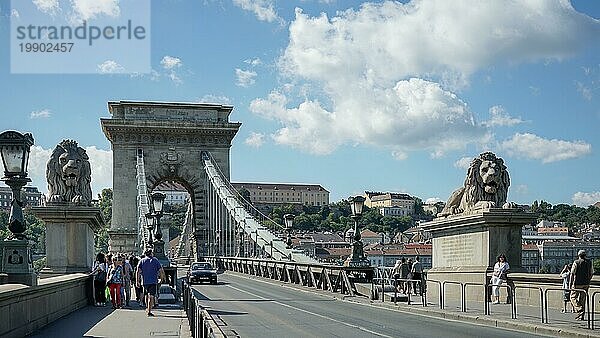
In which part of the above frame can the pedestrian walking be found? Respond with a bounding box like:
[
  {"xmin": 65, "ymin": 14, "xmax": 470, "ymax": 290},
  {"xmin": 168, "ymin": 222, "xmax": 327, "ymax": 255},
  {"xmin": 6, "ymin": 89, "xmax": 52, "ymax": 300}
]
[
  {"xmin": 491, "ymin": 254, "xmax": 509, "ymax": 304},
  {"xmin": 136, "ymin": 248, "xmax": 165, "ymax": 317},
  {"xmin": 121, "ymin": 255, "xmax": 133, "ymax": 307},
  {"xmin": 570, "ymin": 250, "xmax": 593, "ymax": 320},
  {"xmin": 107, "ymin": 256, "xmax": 124, "ymax": 309}
]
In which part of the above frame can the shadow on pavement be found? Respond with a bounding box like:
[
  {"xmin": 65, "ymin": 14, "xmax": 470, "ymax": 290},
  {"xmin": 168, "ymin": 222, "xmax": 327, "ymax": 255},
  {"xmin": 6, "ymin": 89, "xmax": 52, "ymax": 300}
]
[
  {"xmin": 207, "ymin": 309, "xmax": 248, "ymax": 316},
  {"xmin": 27, "ymin": 306, "xmax": 115, "ymax": 338}
]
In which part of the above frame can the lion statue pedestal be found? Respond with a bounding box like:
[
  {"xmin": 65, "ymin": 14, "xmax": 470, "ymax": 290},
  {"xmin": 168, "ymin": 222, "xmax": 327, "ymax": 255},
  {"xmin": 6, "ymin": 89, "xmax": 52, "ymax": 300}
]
[
  {"xmin": 32, "ymin": 140, "xmax": 105, "ymax": 276},
  {"xmin": 420, "ymin": 152, "xmax": 537, "ymax": 304}
]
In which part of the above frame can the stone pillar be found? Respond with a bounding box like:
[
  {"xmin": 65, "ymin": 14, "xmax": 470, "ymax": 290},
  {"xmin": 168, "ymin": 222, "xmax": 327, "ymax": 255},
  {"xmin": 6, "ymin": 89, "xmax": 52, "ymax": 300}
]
[
  {"xmin": 421, "ymin": 208, "xmax": 537, "ymax": 302},
  {"xmin": 108, "ymin": 146, "xmax": 139, "ymax": 253},
  {"xmin": 0, "ymin": 239, "xmax": 37, "ymax": 285},
  {"xmin": 32, "ymin": 205, "xmax": 104, "ymax": 275}
]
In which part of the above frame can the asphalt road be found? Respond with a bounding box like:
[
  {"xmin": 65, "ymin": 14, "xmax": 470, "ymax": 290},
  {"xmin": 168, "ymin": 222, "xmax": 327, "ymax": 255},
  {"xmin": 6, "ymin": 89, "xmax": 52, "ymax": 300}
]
[{"xmin": 191, "ymin": 272, "xmax": 548, "ymax": 338}]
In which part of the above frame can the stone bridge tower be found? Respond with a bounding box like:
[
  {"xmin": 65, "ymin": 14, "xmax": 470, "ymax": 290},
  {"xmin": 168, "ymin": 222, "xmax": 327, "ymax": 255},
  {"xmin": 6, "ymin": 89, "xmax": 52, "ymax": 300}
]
[{"xmin": 101, "ymin": 101, "xmax": 240, "ymax": 255}]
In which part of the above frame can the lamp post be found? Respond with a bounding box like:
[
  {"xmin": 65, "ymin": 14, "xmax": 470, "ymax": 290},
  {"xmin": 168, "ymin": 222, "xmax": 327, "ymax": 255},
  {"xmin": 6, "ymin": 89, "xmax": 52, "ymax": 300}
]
[
  {"xmin": 252, "ymin": 230, "xmax": 258, "ymax": 257},
  {"xmin": 0, "ymin": 130, "xmax": 37, "ymax": 286},
  {"xmin": 344, "ymin": 196, "xmax": 369, "ymax": 267},
  {"xmin": 149, "ymin": 191, "xmax": 169, "ymax": 267},
  {"xmin": 145, "ymin": 212, "xmax": 155, "ymax": 247},
  {"xmin": 284, "ymin": 214, "xmax": 294, "ymax": 250}
]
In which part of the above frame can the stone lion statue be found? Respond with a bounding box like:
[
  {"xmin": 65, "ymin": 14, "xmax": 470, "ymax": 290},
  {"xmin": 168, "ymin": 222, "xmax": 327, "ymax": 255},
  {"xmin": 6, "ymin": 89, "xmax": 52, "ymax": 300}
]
[
  {"xmin": 439, "ymin": 152, "xmax": 514, "ymax": 217},
  {"xmin": 46, "ymin": 140, "xmax": 92, "ymax": 205}
]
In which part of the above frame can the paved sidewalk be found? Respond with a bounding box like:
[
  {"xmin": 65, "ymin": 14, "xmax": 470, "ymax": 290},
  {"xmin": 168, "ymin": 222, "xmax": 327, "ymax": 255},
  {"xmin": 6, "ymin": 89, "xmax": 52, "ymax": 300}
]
[
  {"xmin": 28, "ymin": 302, "xmax": 191, "ymax": 338},
  {"xmin": 358, "ymin": 289, "xmax": 600, "ymax": 338}
]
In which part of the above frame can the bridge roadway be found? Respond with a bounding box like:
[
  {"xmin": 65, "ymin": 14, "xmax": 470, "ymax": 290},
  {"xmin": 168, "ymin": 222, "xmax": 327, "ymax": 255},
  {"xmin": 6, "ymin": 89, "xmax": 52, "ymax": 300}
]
[{"xmin": 192, "ymin": 271, "xmax": 548, "ymax": 338}]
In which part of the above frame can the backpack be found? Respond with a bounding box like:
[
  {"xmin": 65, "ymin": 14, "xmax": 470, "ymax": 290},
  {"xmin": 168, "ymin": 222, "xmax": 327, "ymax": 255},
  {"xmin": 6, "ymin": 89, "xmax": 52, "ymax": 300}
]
[{"xmin": 94, "ymin": 263, "xmax": 107, "ymax": 282}]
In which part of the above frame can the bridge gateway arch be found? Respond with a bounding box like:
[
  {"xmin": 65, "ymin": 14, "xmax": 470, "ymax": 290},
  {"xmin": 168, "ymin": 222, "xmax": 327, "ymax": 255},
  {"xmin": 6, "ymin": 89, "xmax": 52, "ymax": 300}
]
[{"xmin": 101, "ymin": 101, "xmax": 241, "ymax": 257}]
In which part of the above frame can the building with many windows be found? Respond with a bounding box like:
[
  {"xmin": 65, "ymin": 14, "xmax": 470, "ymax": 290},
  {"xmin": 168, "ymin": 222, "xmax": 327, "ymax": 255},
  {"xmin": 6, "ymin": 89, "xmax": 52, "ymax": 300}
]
[
  {"xmin": 522, "ymin": 244, "xmax": 540, "ymax": 273},
  {"xmin": 232, "ymin": 182, "xmax": 329, "ymax": 208},
  {"xmin": 0, "ymin": 185, "xmax": 43, "ymax": 209},
  {"xmin": 155, "ymin": 181, "xmax": 190, "ymax": 206},
  {"xmin": 364, "ymin": 191, "xmax": 415, "ymax": 215},
  {"xmin": 537, "ymin": 241, "xmax": 600, "ymax": 273}
]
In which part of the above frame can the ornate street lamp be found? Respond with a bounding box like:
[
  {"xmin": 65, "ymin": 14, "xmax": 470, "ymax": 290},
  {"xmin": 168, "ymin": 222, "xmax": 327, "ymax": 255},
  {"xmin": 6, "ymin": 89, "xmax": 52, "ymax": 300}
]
[
  {"xmin": 149, "ymin": 191, "xmax": 169, "ymax": 266},
  {"xmin": 0, "ymin": 131, "xmax": 34, "ymax": 240},
  {"xmin": 145, "ymin": 212, "xmax": 155, "ymax": 247},
  {"xmin": 150, "ymin": 192, "xmax": 166, "ymax": 241},
  {"xmin": 345, "ymin": 196, "xmax": 369, "ymax": 267},
  {"xmin": 284, "ymin": 214, "xmax": 294, "ymax": 249},
  {"xmin": 0, "ymin": 130, "xmax": 37, "ymax": 286}
]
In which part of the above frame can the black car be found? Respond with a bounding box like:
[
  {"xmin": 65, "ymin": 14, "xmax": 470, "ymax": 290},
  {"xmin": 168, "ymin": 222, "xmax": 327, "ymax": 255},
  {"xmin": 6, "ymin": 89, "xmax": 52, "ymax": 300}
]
[{"xmin": 187, "ymin": 262, "xmax": 218, "ymax": 285}]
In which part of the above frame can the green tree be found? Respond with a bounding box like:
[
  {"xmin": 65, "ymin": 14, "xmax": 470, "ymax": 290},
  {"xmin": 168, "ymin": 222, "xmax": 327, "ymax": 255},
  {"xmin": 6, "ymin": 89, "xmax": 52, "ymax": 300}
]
[
  {"xmin": 594, "ymin": 259, "xmax": 600, "ymax": 275},
  {"xmin": 95, "ymin": 188, "xmax": 112, "ymax": 253}
]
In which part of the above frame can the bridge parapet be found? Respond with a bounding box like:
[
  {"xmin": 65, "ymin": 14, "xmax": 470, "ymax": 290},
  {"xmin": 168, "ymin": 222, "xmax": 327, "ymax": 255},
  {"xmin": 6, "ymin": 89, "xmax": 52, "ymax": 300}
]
[{"xmin": 0, "ymin": 273, "xmax": 91, "ymax": 338}]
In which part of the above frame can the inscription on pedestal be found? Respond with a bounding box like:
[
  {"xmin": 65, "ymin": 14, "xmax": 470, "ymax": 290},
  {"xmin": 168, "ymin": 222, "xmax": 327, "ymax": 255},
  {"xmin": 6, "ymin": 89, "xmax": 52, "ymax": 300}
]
[{"xmin": 434, "ymin": 232, "xmax": 487, "ymax": 267}]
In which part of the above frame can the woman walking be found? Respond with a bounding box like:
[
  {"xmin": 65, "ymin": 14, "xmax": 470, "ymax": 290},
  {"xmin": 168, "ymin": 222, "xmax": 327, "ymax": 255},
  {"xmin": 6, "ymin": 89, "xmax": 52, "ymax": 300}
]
[{"xmin": 107, "ymin": 256, "xmax": 124, "ymax": 309}]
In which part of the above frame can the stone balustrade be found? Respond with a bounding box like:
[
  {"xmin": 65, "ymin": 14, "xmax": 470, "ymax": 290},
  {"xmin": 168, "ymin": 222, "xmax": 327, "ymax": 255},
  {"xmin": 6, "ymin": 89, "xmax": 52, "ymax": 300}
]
[{"xmin": 0, "ymin": 273, "xmax": 91, "ymax": 338}]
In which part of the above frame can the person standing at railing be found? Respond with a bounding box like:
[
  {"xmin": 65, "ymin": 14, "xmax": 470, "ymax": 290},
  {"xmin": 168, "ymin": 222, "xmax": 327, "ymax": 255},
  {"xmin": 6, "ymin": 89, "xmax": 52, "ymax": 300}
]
[
  {"xmin": 411, "ymin": 256, "xmax": 423, "ymax": 296},
  {"xmin": 491, "ymin": 254, "xmax": 509, "ymax": 304},
  {"xmin": 393, "ymin": 257, "xmax": 411, "ymax": 294},
  {"xmin": 560, "ymin": 264, "xmax": 575, "ymax": 313},
  {"xmin": 570, "ymin": 249, "xmax": 593, "ymax": 320}
]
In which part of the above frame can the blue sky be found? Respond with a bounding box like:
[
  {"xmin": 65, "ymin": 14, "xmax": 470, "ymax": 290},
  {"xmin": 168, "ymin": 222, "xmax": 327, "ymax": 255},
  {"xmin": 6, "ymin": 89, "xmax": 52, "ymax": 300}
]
[{"xmin": 0, "ymin": 0, "xmax": 599, "ymax": 207}]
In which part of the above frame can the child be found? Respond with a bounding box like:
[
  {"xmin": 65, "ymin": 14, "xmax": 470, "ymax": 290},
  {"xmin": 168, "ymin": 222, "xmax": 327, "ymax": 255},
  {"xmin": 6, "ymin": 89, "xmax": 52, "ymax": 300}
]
[{"xmin": 560, "ymin": 264, "xmax": 575, "ymax": 313}]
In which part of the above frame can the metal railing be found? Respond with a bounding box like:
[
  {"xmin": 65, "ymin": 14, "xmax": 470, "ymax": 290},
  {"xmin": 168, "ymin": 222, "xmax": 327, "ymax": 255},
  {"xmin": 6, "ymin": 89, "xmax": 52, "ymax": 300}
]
[
  {"xmin": 183, "ymin": 280, "xmax": 229, "ymax": 338},
  {"xmin": 209, "ymin": 256, "xmax": 374, "ymax": 296},
  {"xmin": 543, "ymin": 287, "xmax": 590, "ymax": 328}
]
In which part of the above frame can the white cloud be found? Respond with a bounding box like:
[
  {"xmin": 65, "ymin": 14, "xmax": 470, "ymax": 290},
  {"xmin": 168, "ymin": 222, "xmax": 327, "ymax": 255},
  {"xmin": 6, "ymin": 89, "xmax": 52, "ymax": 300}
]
[
  {"xmin": 575, "ymin": 81, "xmax": 593, "ymax": 100},
  {"xmin": 501, "ymin": 133, "xmax": 592, "ymax": 163},
  {"xmin": 244, "ymin": 132, "xmax": 265, "ymax": 148},
  {"xmin": 97, "ymin": 60, "xmax": 125, "ymax": 74},
  {"xmin": 251, "ymin": 78, "xmax": 487, "ymax": 156},
  {"xmin": 33, "ymin": 0, "xmax": 59, "ymax": 15},
  {"xmin": 281, "ymin": 3, "xmax": 598, "ymax": 90},
  {"xmin": 161, "ymin": 56, "xmax": 182, "ymax": 70},
  {"xmin": 233, "ymin": 0, "xmax": 283, "ymax": 24},
  {"xmin": 28, "ymin": 146, "xmax": 53, "ymax": 193},
  {"xmin": 529, "ymin": 86, "xmax": 541, "ymax": 96},
  {"xmin": 515, "ymin": 184, "xmax": 529, "ymax": 195},
  {"xmin": 484, "ymin": 105, "xmax": 524, "ymax": 127},
  {"xmin": 160, "ymin": 56, "xmax": 184, "ymax": 84},
  {"xmin": 235, "ymin": 68, "xmax": 257, "ymax": 87},
  {"xmin": 28, "ymin": 145, "xmax": 112, "ymax": 198},
  {"xmin": 199, "ymin": 94, "xmax": 232, "ymax": 105},
  {"xmin": 248, "ymin": 1, "xmax": 598, "ymax": 158},
  {"xmin": 454, "ymin": 156, "xmax": 472, "ymax": 170},
  {"xmin": 244, "ymin": 57, "xmax": 262, "ymax": 66},
  {"xmin": 425, "ymin": 197, "xmax": 443, "ymax": 204},
  {"xmin": 70, "ymin": 0, "xmax": 120, "ymax": 22},
  {"xmin": 30, "ymin": 109, "xmax": 52, "ymax": 119},
  {"xmin": 572, "ymin": 192, "xmax": 600, "ymax": 207},
  {"xmin": 11, "ymin": 9, "xmax": 20, "ymax": 18},
  {"xmin": 85, "ymin": 146, "xmax": 113, "ymax": 196}
]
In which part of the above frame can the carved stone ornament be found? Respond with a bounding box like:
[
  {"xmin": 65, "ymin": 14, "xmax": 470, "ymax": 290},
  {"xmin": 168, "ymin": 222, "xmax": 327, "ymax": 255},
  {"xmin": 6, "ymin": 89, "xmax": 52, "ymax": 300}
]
[
  {"xmin": 160, "ymin": 148, "xmax": 185, "ymax": 174},
  {"xmin": 46, "ymin": 139, "xmax": 93, "ymax": 205}
]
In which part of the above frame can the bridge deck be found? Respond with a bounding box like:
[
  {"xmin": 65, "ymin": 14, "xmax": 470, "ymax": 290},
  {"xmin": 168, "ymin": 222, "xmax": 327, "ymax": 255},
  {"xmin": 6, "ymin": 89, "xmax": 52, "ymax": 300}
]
[{"xmin": 27, "ymin": 269, "xmax": 600, "ymax": 337}]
